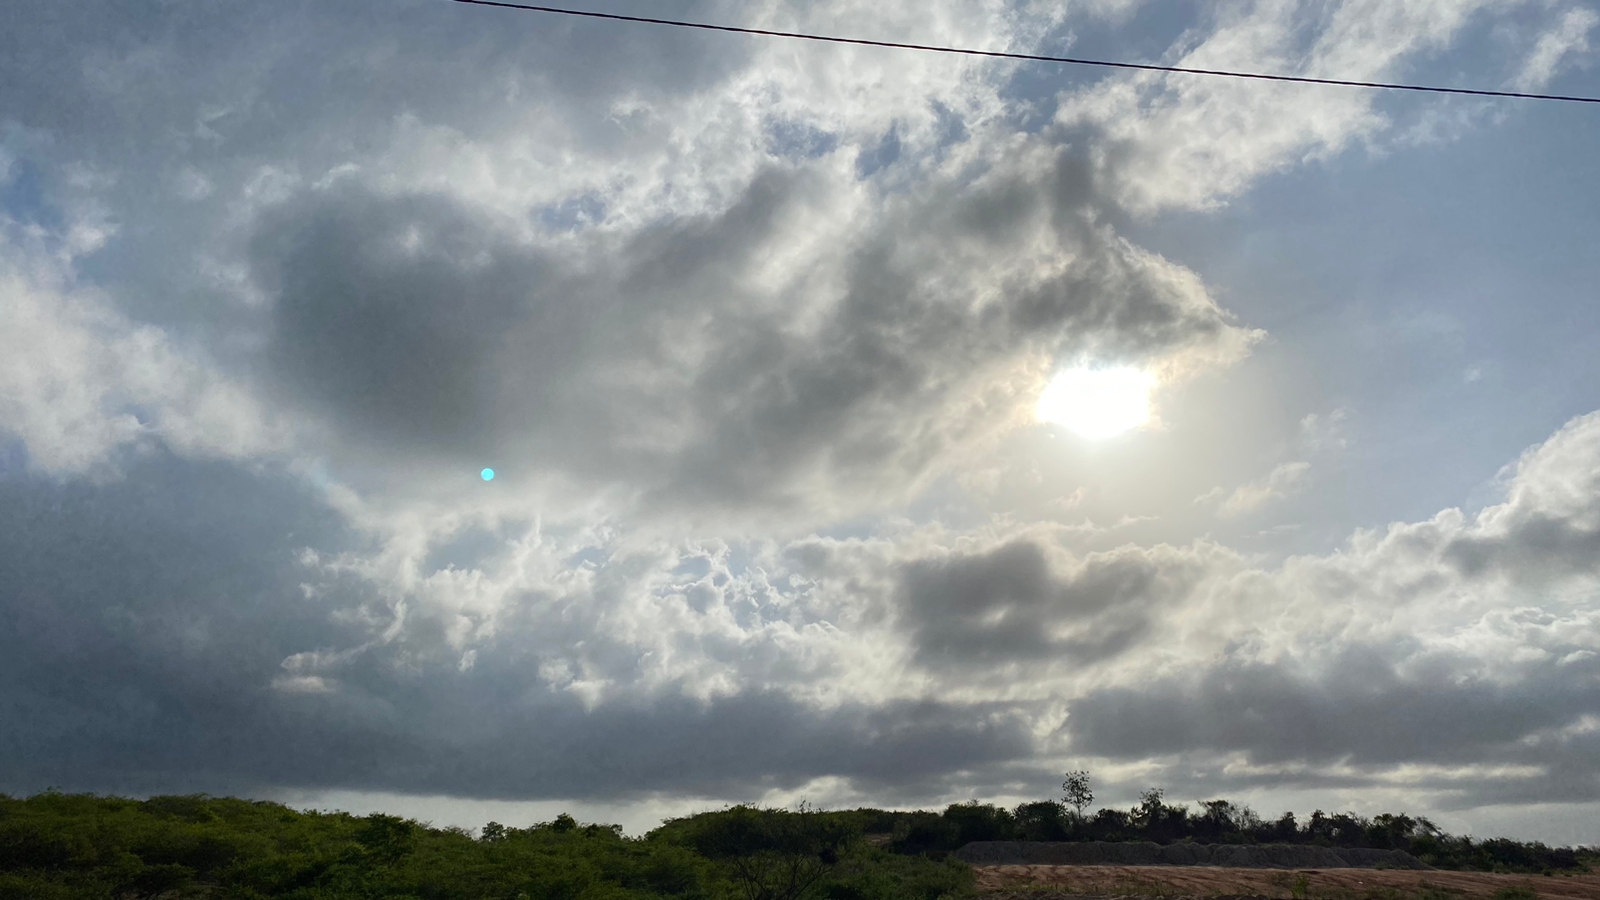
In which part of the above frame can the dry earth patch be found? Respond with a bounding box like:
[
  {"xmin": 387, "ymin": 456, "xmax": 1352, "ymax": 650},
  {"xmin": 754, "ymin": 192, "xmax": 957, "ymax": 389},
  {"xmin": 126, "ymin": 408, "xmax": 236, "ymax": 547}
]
[{"xmin": 973, "ymin": 865, "xmax": 1600, "ymax": 900}]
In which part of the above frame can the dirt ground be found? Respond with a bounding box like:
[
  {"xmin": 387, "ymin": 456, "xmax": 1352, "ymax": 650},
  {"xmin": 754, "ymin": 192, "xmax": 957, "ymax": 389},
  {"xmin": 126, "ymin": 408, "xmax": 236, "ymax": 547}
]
[{"xmin": 973, "ymin": 865, "xmax": 1600, "ymax": 900}]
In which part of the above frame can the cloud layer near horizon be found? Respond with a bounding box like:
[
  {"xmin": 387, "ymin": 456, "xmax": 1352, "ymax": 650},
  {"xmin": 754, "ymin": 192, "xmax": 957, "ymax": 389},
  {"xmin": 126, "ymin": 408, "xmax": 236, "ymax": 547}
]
[{"xmin": 2, "ymin": 0, "xmax": 1598, "ymax": 830}]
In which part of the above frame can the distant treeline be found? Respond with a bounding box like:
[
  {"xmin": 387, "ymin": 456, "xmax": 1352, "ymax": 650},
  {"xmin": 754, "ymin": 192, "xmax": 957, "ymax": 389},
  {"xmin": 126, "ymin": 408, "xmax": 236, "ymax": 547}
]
[
  {"xmin": 0, "ymin": 790, "xmax": 1593, "ymax": 900},
  {"xmin": 860, "ymin": 790, "xmax": 1596, "ymax": 874}
]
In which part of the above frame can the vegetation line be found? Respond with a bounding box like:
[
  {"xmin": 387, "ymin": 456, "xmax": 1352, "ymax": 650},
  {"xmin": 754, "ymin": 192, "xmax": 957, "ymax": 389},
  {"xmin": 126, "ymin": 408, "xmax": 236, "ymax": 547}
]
[{"xmin": 1, "ymin": 781, "xmax": 1594, "ymax": 900}]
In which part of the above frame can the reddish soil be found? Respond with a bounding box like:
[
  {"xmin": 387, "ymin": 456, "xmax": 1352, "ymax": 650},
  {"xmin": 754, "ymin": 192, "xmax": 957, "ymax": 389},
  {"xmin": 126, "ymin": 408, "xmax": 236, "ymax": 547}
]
[{"xmin": 973, "ymin": 865, "xmax": 1600, "ymax": 900}]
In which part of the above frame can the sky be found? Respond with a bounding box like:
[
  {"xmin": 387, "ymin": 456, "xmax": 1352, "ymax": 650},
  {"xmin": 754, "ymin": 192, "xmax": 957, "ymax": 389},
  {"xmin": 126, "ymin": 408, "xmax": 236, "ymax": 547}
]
[{"xmin": 2, "ymin": 0, "xmax": 1600, "ymax": 844}]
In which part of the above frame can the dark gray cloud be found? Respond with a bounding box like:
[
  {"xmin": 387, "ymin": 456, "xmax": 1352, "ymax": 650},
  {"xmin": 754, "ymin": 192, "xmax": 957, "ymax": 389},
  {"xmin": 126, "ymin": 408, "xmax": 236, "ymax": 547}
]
[
  {"xmin": 242, "ymin": 143, "xmax": 1246, "ymax": 516},
  {"xmin": 1069, "ymin": 647, "xmax": 1600, "ymax": 763},
  {"xmin": 0, "ymin": 449, "xmax": 367, "ymax": 789},
  {"xmin": 897, "ymin": 539, "xmax": 1197, "ymax": 667},
  {"xmin": 0, "ymin": 449, "xmax": 1040, "ymax": 802},
  {"xmin": 5, "ymin": 659, "xmax": 1038, "ymax": 803},
  {"xmin": 1066, "ymin": 648, "xmax": 1600, "ymax": 809},
  {"xmin": 250, "ymin": 187, "xmax": 554, "ymax": 457}
]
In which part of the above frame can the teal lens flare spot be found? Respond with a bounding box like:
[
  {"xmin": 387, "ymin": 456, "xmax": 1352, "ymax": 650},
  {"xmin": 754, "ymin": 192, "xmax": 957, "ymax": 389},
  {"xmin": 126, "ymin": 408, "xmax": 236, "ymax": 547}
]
[{"xmin": 481, "ymin": 468, "xmax": 495, "ymax": 482}]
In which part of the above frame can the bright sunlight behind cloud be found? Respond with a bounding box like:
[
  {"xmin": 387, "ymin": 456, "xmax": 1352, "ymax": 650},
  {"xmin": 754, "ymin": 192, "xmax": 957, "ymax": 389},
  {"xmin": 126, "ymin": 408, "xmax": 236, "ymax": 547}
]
[{"xmin": 1035, "ymin": 367, "xmax": 1156, "ymax": 439}]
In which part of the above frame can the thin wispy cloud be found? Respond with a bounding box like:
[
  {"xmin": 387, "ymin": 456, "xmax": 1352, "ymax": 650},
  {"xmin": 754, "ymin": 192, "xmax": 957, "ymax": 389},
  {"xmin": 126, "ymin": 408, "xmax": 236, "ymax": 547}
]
[{"xmin": 1205, "ymin": 461, "xmax": 1312, "ymax": 517}]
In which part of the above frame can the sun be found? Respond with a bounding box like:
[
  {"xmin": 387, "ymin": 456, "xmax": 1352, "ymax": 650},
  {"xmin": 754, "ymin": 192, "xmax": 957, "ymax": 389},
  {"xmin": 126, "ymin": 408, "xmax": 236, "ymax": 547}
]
[{"xmin": 1036, "ymin": 366, "xmax": 1156, "ymax": 438}]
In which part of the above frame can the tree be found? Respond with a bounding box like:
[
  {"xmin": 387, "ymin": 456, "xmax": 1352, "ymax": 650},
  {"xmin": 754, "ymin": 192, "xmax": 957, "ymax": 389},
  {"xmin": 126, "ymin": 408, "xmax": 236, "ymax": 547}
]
[
  {"xmin": 675, "ymin": 806, "xmax": 855, "ymax": 900},
  {"xmin": 357, "ymin": 813, "xmax": 417, "ymax": 864},
  {"xmin": 1013, "ymin": 801, "xmax": 1069, "ymax": 842},
  {"xmin": 1133, "ymin": 788, "xmax": 1167, "ymax": 831},
  {"xmin": 1062, "ymin": 771, "xmax": 1094, "ymax": 818}
]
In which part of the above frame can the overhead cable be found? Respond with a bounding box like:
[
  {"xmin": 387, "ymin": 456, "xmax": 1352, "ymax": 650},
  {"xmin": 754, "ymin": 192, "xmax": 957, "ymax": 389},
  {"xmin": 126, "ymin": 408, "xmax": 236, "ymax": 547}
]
[{"xmin": 451, "ymin": 0, "xmax": 1600, "ymax": 105}]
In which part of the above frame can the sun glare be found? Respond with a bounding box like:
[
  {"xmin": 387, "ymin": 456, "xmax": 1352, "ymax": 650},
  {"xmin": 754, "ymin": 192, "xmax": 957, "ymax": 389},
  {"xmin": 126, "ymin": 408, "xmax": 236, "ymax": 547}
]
[{"xmin": 1036, "ymin": 366, "xmax": 1156, "ymax": 439}]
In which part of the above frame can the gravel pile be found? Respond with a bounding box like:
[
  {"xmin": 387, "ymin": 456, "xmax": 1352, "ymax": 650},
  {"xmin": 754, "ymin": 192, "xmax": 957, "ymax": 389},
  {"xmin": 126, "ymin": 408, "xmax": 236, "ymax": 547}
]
[{"xmin": 954, "ymin": 841, "xmax": 1433, "ymax": 869}]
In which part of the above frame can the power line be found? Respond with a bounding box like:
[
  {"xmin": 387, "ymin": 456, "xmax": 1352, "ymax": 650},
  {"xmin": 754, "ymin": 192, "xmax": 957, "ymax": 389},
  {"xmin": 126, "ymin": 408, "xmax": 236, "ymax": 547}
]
[{"xmin": 451, "ymin": 0, "xmax": 1600, "ymax": 105}]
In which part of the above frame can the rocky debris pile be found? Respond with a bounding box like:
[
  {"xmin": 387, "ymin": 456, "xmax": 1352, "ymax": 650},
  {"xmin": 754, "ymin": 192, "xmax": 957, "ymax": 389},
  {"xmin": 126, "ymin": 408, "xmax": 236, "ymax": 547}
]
[{"xmin": 955, "ymin": 841, "xmax": 1433, "ymax": 869}]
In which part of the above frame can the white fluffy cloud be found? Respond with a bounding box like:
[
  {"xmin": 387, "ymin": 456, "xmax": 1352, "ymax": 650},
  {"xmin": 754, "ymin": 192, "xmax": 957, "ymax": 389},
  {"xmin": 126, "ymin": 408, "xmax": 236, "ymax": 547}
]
[
  {"xmin": 1515, "ymin": 7, "xmax": 1599, "ymax": 91},
  {"xmin": 0, "ymin": 232, "xmax": 293, "ymax": 476},
  {"xmin": 99, "ymin": 408, "xmax": 1579, "ymax": 809},
  {"xmin": 1068, "ymin": 411, "xmax": 1600, "ymax": 807}
]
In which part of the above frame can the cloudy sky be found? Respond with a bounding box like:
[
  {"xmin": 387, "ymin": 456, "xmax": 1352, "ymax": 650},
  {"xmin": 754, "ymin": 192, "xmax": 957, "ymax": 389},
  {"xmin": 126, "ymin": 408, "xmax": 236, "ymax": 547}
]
[{"xmin": 3, "ymin": 0, "xmax": 1600, "ymax": 842}]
